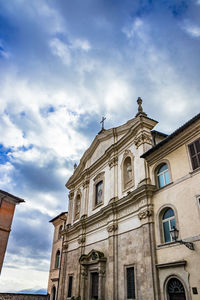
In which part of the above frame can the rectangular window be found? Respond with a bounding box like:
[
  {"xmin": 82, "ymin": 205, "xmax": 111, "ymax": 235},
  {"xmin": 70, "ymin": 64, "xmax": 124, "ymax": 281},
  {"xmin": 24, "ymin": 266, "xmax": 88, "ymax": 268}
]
[
  {"xmin": 188, "ymin": 138, "xmax": 200, "ymax": 170},
  {"xmin": 126, "ymin": 267, "xmax": 135, "ymax": 299},
  {"xmin": 67, "ymin": 276, "xmax": 73, "ymax": 298}
]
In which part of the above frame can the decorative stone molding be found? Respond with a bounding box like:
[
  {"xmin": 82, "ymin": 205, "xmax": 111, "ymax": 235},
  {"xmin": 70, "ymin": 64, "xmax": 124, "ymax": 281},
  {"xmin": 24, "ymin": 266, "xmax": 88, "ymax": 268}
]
[
  {"xmin": 62, "ymin": 243, "xmax": 68, "ymax": 252},
  {"xmin": 138, "ymin": 209, "xmax": 153, "ymax": 220},
  {"xmin": 78, "ymin": 236, "xmax": 86, "ymax": 244},
  {"xmin": 134, "ymin": 133, "xmax": 152, "ymax": 148},
  {"xmin": 108, "ymin": 156, "xmax": 118, "ymax": 169},
  {"xmin": 79, "ymin": 249, "xmax": 107, "ymax": 265},
  {"xmin": 83, "ymin": 179, "xmax": 90, "ymax": 189},
  {"xmin": 107, "ymin": 223, "xmax": 118, "ymax": 232},
  {"xmin": 93, "ymin": 171, "xmax": 105, "ymax": 182},
  {"xmin": 69, "ymin": 191, "xmax": 74, "ymax": 200}
]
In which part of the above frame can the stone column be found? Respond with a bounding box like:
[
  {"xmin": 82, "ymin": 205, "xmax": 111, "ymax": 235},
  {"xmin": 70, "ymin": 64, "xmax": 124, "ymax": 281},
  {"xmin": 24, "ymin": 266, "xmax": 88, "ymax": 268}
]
[
  {"xmin": 109, "ymin": 155, "xmax": 118, "ymax": 200},
  {"xmin": 80, "ymin": 266, "xmax": 87, "ymax": 300},
  {"xmin": 83, "ymin": 177, "xmax": 89, "ymax": 217},
  {"xmin": 57, "ymin": 240, "xmax": 68, "ymax": 300},
  {"xmin": 67, "ymin": 191, "xmax": 74, "ymax": 225},
  {"xmin": 107, "ymin": 220, "xmax": 118, "ymax": 300}
]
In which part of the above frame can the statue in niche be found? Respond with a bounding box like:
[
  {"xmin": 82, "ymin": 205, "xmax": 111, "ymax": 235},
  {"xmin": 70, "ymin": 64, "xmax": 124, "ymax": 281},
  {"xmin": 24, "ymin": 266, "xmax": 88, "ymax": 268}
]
[{"xmin": 124, "ymin": 156, "xmax": 133, "ymax": 188}]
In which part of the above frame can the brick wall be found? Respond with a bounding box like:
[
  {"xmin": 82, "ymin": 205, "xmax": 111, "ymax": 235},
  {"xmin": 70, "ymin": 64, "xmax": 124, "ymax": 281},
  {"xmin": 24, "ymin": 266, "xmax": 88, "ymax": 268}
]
[{"xmin": 0, "ymin": 199, "xmax": 16, "ymax": 273}]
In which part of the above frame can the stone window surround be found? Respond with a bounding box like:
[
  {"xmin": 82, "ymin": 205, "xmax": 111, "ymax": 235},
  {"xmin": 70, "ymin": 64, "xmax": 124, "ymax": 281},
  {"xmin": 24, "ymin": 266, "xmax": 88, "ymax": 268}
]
[
  {"xmin": 121, "ymin": 150, "xmax": 135, "ymax": 193},
  {"xmin": 55, "ymin": 249, "xmax": 61, "ymax": 269},
  {"xmin": 124, "ymin": 263, "xmax": 137, "ymax": 300},
  {"xmin": 156, "ymin": 204, "xmax": 179, "ymax": 246},
  {"xmin": 152, "ymin": 159, "xmax": 172, "ymax": 189},
  {"xmin": 73, "ymin": 189, "xmax": 82, "ymax": 222},
  {"xmin": 92, "ymin": 172, "xmax": 105, "ymax": 210}
]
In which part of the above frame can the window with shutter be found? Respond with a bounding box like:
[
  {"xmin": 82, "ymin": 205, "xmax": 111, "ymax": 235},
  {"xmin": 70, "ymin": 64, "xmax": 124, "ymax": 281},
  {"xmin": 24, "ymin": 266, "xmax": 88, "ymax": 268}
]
[
  {"xmin": 188, "ymin": 138, "xmax": 200, "ymax": 170},
  {"xmin": 126, "ymin": 267, "xmax": 135, "ymax": 299}
]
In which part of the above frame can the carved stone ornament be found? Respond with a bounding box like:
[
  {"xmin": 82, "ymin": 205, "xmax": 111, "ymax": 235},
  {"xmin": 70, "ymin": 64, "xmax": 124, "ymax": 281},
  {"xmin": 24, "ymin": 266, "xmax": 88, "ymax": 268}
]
[
  {"xmin": 78, "ymin": 236, "xmax": 86, "ymax": 244},
  {"xmin": 83, "ymin": 179, "xmax": 90, "ymax": 189},
  {"xmin": 134, "ymin": 133, "xmax": 152, "ymax": 148},
  {"xmin": 93, "ymin": 172, "xmax": 105, "ymax": 182},
  {"xmin": 138, "ymin": 209, "xmax": 153, "ymax": 220},
  {"xmin": 81, "ymin": 269, "xmax": 88, "ymax": 278},
  {"xmin": 108, "ymin": 156, "xmax": 118, "ymax": 169},
  {"xmin": 69, "ymin": 191, "xmax": 74, "ymax": 200},
  {"xmin": 107, "ymin": 223, "xmax": 118, "ymax": 232},
  {"xmin": 62, "ymin": 243, "xmax": 68, "ymax": 251},
  {"xmin": 79, "ymin": 249, "xmax": 107, "ymax": 265}
]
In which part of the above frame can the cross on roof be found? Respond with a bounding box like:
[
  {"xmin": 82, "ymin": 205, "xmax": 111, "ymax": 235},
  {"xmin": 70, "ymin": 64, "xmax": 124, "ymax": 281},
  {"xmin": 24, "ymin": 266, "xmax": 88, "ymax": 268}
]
[{"xmin": 100, "ymin": 116, "xmax": 106, "ymax": 130}]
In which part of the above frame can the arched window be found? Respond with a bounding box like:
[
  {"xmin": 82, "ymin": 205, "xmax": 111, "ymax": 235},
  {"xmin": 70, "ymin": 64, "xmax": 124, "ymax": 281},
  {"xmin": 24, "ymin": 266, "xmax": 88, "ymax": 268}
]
[
  {"xmin": 55, "ymin": 250, "xmax": 61, "ymax": 269},
  {"xmin": 167, "ymin": 278, "xmax": 186, "ymax": 300},
  {"xmin": 74, "ymin": 194, "xmax": 81, "ymax": 221},
  {"xmin": 162, "ymin": 208, "xmax": 176, "ymax": 243},
  {"xmin": 121, "ymin": 151, "xmax": 134, "ymax": 191},
  {"xmin": 58, "ymin": 225, "xmax": 63, "ymax": 240},
  {"xmin": 157, "ymin": 163, "xmax": 170, "ymax": 188},
  {"xmin": 51, "ymin": 286, "xmax": 56, "ymax": 300}
]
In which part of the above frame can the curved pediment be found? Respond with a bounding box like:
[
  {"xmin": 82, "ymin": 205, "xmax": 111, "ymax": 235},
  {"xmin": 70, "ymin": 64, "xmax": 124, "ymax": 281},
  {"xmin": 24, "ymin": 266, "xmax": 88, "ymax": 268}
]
[{"xmin": 79, "ymin": 249, "xmax": 107, "ymax": 265}]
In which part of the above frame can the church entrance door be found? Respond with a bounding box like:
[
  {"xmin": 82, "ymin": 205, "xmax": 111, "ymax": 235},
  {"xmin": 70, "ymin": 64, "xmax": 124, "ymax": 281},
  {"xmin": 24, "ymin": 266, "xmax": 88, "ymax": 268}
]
[
  {"xmin": 91, "ymin": 272, "xmax": 99, "ymax": 299},
  {"xmin": 167, "ymin": 278, "xmax": 186, "ymax": 300}
]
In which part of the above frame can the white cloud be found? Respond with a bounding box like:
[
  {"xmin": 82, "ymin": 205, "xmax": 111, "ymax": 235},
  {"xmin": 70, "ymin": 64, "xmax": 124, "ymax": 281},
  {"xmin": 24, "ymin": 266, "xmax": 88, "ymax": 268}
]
[
  {"xmin": 73, "ymin": 39, "xmax": 91, "ymax": 51},
  {"xmin": 49, "ymin": 38, "xmax": 71, "ymax": 65},
  {"xmin": 122, "ymin": 18, "xmax": 144, "ymax": 40},
  {"xmin": 181, "ymin": 20, "xmax": 200, "ymax": 38}
]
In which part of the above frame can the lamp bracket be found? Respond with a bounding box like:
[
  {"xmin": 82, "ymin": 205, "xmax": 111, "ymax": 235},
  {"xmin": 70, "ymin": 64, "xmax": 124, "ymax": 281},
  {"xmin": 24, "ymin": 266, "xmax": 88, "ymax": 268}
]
[{"xmin": 179, "ymin": 240, "xmax": 194, "ymax": 251}]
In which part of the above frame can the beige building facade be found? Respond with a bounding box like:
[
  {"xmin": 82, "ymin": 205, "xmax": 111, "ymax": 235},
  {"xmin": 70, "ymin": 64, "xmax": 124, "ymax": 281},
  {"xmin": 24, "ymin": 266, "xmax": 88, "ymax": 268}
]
[{"xmin": 48, "ymin": 99, "xmax": 200, "ymax": 300}]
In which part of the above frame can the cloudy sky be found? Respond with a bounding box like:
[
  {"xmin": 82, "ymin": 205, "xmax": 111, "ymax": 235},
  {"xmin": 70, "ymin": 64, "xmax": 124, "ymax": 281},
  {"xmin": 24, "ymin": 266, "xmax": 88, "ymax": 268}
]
[{"xmin": 0, "ymin": 0, "xmax": 200, "ymax": 293}]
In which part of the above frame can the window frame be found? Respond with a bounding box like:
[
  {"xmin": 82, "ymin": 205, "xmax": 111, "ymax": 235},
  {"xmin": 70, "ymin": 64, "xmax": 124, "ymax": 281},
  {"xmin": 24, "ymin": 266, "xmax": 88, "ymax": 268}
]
[
  {"xmin": 93, "ymin": 172, "xmax": 105, "ymax": 210},
  {"xmin": 58, "ymin": 225, "xmax": 63, "ymax": 240},
  {"xmin": 162, "ymin": 208, "xmax": 176, "ymax": 243},
  {"xmin": 55, "ymin": 250, "xmax": 61, "ymax": 269},
  {"xmin": 188, "ymin": 137, "xmax": 200, "ymax": 171},
  {"xmin": 156, "ymin": 163, "xmax": 170, "ymax": 188},
  {"xmin": 124, "ymin": 264, "xmax": 136, "ymax": 300},
  {"xmin": 67, "ymin": 275, "xmax": 73, "ymax": 298},
  {"xmin": 157, "ymin": 205, "xmax": 179, "ymax": 246},
  {"xmin": 153, "ymin": 160, "xmax": 172, "ymax": 189}
]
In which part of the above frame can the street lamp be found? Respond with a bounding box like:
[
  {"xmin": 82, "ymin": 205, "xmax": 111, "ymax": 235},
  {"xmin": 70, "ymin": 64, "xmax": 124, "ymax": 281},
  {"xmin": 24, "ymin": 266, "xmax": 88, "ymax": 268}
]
[{"xmin": 170, "ymin": 226, "xmax": 194, "ymax": 250}]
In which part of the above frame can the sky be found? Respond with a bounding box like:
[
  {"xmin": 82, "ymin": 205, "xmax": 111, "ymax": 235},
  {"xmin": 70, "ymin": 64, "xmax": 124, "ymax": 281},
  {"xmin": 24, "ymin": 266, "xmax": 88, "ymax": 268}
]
[{"xmin": 0, "ymin": 0, "xmax": 200, "ymax": 293}]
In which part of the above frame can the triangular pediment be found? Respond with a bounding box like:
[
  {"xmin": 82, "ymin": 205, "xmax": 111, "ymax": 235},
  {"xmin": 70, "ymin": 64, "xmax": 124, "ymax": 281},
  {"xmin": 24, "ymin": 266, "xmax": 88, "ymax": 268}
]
[{"xmin": 66, "ymin": 115, "xmax": 157, "ymax": 188}]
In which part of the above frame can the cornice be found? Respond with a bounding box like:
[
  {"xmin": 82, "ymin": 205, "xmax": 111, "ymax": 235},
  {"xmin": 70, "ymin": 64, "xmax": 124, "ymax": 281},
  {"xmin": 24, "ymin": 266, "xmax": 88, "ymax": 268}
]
[
  {"xmin": 63, "ymin": 184, "xmax": 156, "ymax": 236},
  {"xmin": 144, "ymin": 123, "xmax": 200, "ymax": 166}
]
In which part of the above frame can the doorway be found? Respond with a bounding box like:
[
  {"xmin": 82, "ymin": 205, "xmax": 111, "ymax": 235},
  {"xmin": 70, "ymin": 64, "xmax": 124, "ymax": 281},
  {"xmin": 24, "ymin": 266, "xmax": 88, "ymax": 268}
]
[
  {"xmin": 91, "ymin": 272, "xmax": 99, "ymax": 300},
  {"xmin": 167, "ymin": 278, "xmax": 186, "ymax": 300}
]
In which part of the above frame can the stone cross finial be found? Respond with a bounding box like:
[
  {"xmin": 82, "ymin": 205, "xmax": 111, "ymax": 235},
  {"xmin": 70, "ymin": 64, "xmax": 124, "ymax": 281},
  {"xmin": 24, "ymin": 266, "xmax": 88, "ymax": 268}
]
[
  {"xmin": 135, "ymin": 97, "xmax": 147, "ymax": 117},
  {"xmin": 74, "ymin": 163, "xmax": 77, "ymax": 170},
  {"xmin": 100, "ymin": 116, "xmax": 106, "ymax": 130}
]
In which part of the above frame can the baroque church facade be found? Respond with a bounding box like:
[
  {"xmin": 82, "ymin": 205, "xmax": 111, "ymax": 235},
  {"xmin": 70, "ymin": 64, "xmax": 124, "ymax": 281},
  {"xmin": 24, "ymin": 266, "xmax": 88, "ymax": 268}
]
[{"xmin": 48, "ymin": 99, "xmax": 200, "ymax": 300}]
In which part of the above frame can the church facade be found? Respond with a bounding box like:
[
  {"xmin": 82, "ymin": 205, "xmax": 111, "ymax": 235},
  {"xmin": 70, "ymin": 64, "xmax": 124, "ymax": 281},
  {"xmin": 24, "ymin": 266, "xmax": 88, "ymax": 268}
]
[{"xmin": 48, "ymin": 99, "xmax": 200, "ymax": 300}]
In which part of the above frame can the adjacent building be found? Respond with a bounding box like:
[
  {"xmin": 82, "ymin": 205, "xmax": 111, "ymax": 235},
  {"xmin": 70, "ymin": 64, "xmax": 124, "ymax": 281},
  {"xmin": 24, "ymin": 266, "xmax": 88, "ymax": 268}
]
[
  {"xmin": 48, "ymin": 98, "xmax": 200, "ymax": 300},
  {"xmin": 0, "ymin": 190, "xmax": 24, "ymax": 274},
  {"xmin": 48, "ymin": 212, "xmax": 68, "ymax": 299}
]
